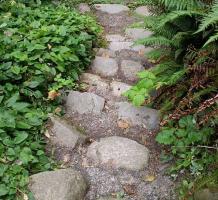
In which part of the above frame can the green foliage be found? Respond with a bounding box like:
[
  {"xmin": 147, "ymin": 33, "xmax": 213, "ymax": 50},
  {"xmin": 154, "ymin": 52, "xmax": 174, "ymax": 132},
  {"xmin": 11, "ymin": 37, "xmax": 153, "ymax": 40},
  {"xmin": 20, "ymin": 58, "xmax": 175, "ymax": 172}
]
[
  {"xmin": 126, "ymin": 0, "xmax": 218, "ymax": 184},
  {"xmin": 0, "ymin": 2, "xmax": 101, "ymax": 199}
]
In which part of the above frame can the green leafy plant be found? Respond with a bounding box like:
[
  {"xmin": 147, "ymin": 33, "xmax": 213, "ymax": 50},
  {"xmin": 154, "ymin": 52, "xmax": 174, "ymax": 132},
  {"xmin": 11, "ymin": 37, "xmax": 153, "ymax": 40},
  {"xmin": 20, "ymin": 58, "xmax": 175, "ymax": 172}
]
[{"xmin": 0, "ymin": 2, "xmax": 101, "ymax": 199}]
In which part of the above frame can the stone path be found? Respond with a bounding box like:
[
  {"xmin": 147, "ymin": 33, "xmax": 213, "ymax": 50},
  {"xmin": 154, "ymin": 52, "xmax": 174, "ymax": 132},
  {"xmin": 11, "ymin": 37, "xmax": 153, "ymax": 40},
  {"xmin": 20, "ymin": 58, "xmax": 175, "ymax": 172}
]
[{"xmin": 29, "ymin": 4, "xmax": 176, "ymax": 200}]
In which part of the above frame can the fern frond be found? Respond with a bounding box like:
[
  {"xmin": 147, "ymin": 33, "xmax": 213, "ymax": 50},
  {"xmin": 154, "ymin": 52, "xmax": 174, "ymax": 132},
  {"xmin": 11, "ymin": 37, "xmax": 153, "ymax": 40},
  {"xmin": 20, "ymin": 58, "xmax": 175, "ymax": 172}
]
[
  {"xmin": 158, "ymin": 0, "xmax": 204, "ymax": 10},
  {"xmin": 203, "ymin": 31, "xmax": 218, "ymax": 46},
  {"xmin": 136, "ymin": 36, "xmax": 176, "ymax": 48},
  {"xmin": 159, "ymin": 10, "xmax": 204, "ymax": 28},
  {"xmin": 197, "ymin": 0, "xmax": 218, "ymax": 32}
]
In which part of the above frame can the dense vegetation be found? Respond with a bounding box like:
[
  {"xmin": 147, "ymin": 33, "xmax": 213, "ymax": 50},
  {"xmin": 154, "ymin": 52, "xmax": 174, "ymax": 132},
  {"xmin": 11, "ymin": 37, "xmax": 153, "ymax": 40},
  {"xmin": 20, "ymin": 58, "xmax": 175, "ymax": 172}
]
[
  {"xmin": 125, "ymin": 0, "xmax": 218, "ymax": 198},
  {"xmin": 0, "ymin": 1, "xmax": 101, "ymax": 199}
]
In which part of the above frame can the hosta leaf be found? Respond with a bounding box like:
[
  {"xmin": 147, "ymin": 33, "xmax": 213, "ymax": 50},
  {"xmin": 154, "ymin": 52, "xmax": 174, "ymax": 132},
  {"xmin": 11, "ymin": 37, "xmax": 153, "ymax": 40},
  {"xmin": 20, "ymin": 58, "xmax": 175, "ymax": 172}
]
[{"xmin": 0, "ymin": 184, "xmax": 8, "ymax": 196}]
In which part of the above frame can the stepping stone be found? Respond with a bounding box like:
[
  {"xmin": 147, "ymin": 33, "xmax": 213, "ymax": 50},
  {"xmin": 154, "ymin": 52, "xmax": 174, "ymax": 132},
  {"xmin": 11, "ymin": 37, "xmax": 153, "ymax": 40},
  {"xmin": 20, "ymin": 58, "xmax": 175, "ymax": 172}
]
[
  {"xmin": 66, "ymin": 91, "xmax": 105, "ymax": 115},
  {"xmin": 120, "ymin": 60, "xmax": 144, "ymax": 82},
  {"xmin": 106, "ymin": 34, "xmax": 126, "ymax": 42},
  {"xmin": 78, "ymin": 3, "xmax": 91, "ymax": 13},
  {"xmin": 126, "ymin": 28, "xmax": 152, "ymax": 40},
  {"xmin": 87, "ymin": 136, "xmax": 149, "ymax": 171},
  {"xmin": 115, "ymin": 102, "xmax": 159, "ymax": 130},
  {"xmin": 97, "ymin": 197, "xmax": 117, "ymax": 200},
  {"xmin": 96, "ymin": 48, "xmax": 116, "ymax": 58},
  {"xmin": 48, "ymin": 117, "xmax": 86, "ymax": 149},
  {"xmin": 110, "ymin": 81, "xmax": 131, "ymax": 97},
  {"xmin": 135, "ymin": 6, "xmax": 151, "ymax": 16},
  {"xmin": 109, "ymin": 41, "xmax": 146, "ymax": 52},
  {"xmin": 94, "ymin": 4, "xmax": 129, "ymax": 14},
  {"xmin": 92, "ymin": 56, "xmax": 118, "ymax": 77},
  {"xmin": 29, "ymin": 169, "xmax": 87, "ymax": 200}
]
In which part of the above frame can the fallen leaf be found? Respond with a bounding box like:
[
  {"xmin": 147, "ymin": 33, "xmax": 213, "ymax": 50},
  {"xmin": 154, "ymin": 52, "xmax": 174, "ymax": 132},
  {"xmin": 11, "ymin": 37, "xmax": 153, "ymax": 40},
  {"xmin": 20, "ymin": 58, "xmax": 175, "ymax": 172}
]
[
  {"xmin": 63, "ymin": 154, "xmax": 70, "ymax": 163},
  {"xmin": 48, "ymin": 90, "xmax": 60, "ymax": 100},
  {"xmin": 44, "ymin": 130, "xmax": 50, "ymax": 138},
  {"xmin": 117, "ymin": 120, "xmax": 130, "ymax": 129},
  {"xmin": 54, "ymin": 107, "xmax": 62, "ymax": 114},
  {"xmin": 23, "ymin": 193, "xmax": 28, "ymax": 200},
  {"xmin": 123, "ymin": 184, "xmax": 136, "ymax": 195},
  {"xmin": 47, "ymin": 44, "xmax": 52, "ymax": 49},
  {"xmin": 143, "ymin": 175, "xmax": 156, "ymax": 182}
]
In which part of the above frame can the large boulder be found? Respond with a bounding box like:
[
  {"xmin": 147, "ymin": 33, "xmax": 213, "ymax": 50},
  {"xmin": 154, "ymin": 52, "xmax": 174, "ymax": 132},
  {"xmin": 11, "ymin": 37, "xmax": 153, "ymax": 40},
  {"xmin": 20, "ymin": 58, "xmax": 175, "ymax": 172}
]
[
  {"xmin": 29, "ymin": 169, "xmax": 87, "ymax": 200},
  {"xmin": 49, "ymin": 117, "xmax": 86, "ymax": 149},
  {"xmin": 87, "ymin": 136, "xmax": 149, "ymax": 171},
  {"xmin": 94, "ymin": 4, "xmax": 129, "ymax": 14},
  {"xmin": 115, "ymin": 102, "xmax": 159, "ymax": 130},
  {"xmin": 135, "ymin": 6, "xmax": 151, "ymax": 16},
  {"xmin": 110, "ymin": 81, "xmax": 131, "ymax": 97},
  {"xmin": 66, "ymin": 91, "xmax": 105, "ymax": 115},
  {"xmin": 92, "ymin": 56, "xmax": 118, "ymax": 77}
]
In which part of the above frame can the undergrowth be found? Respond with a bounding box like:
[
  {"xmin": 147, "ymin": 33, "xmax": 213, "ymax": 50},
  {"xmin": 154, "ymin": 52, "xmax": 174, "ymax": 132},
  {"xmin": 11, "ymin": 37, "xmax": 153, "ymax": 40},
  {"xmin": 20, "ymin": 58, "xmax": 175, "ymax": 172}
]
[
  {"xmin": 125, "ymin": 0, "xmax": 218, "ymax": 199},
  {"xmin": 0, "ymin": 1, "xmax": 101, "ymax": 199}
]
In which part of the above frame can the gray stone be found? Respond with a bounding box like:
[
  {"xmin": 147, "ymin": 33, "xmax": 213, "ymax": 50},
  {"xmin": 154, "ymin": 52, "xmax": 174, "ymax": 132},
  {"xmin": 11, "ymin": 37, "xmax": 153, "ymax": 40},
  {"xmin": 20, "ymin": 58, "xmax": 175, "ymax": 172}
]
[
  {"xmin": 78, "ymin": 3, "xmax": 91, "ymax": 13},
  {"xmin": 106, "ymin": 34, "xmax": 126, "ymax": 42},
  {"xmin": 135, "ymin": 6, "xmax": 151, "ymax": 16},
  {"xmin": 194, "ymin": 188, "xmax": 218, "ymax": 200},
  {"xmin": 96, "ymin": 48, "xmax": 116, "ymax": 58},
  {"xmin": 66, "ymin": 91, "xmax": 105, "ymax": 115},
  {"xmin": 110, "ymin": 81, "xmax": 131, "ymax": 97},
  {"xmin": 97, "ymin": 197, "xmax": 117, "ymax": 200},
  {"xmin": 94, "ymin": 4, "xmax": 129, "ymax": 14},
  {"xmin": 126, "ymin": 28, "xmax": 152, "ymax": 40},
  {"xmin": 120, "ymin": 60, "xmax": 144, "ymax": 82},
  {"xmin": 29, "ymin": 169, "xmax": 87, "ymax": 200},
  {"xmin": 87, "ymin": 136, "xmax": 149, "ymax": 170},
  {"xmin": 92, "ymin": 56, "xmax": 118, "ymax": 77},
  {"xmin": 115, "ymin": 102, "xmax": 159, "ymax": 130},
  {"xmin": 49, "ymin": 117, "xmax": 86, "ymax": 149},
  {"xmin": 109, "ymin": 41, "xmax": 146, "ymax": 52}
]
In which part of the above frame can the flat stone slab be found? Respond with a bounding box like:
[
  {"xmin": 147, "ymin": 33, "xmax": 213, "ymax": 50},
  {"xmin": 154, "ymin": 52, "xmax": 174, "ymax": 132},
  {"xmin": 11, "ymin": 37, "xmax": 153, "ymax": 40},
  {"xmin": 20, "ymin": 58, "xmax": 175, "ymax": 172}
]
[
  {"xmin": 96, "ymin": 48, "xmax": 116, "ymax": 58},
  {"xmin": 110, "ymin": 81, "xmax": 131, "ymax": 97},
  {"xmin": 135, "ymin": 6, "xmax": 151, "ymax": 16},
  {"xmin": 120, "ymin": 60, "xmax": 144, "ymax": 82},
  {"xmin": 87, "ymin": 136, "xmax": 149, "ymax": 170},
  {"xmin": 106, "ymin": 34, "xmax": 126, "ymax": 42},
  {"xmin": 109, "ymin": 41, "xmax": 146, "ymax": 52},
  {"xmin": 92, "ymin": 56, "xmax": 118, "ymax": 77},
  {"xmin": 49, "ymin": 117, "xmax": 86, "ymax": 149},
  {"xmin": 29, "ymin": 169, "xmax": 87, "ymax": 200},
  {"xmin": 126, "ymin": 28, "xmax": 152, "ymax": 40},
  {"xmin": 115, "ymin": 102, "xmax": 159, "ymax": 130},
  {"xmin": 66, "ymin": 91, "xmax": 105, "ymax": 115},
  {"xmin": 94, "ymin": 4, "xmax": 129, "ymax": 14},
  {"xmin": 78, "ymin": 3, "xmax": 91, "ymax": 13}
]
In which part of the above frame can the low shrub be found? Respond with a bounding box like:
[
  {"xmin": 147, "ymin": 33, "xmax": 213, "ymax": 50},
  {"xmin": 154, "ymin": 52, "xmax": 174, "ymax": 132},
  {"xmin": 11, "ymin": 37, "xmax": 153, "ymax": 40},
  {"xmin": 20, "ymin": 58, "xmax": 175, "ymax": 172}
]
[{"xmin": 0, "ymin": 2, "xmax": 101, "ymax": 199}]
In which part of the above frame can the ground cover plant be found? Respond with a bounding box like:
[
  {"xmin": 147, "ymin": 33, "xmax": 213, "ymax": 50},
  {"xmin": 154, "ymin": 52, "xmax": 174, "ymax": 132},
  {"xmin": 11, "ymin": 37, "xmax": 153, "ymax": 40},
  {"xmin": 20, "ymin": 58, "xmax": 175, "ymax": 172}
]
[
  {"xmin": 0, "ymin": 1, "xmax": 101, "ymax": 199},
  {"xmin": 125, "ymin": 0, "xmax": 218, "ymax": 198}
]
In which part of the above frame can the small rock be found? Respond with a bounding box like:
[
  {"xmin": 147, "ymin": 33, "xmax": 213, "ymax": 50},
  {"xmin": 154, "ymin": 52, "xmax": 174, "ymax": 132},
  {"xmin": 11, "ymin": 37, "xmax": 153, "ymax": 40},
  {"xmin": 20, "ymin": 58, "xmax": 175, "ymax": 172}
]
[
  {"xmin": 115, "ymin": 102, "xmax": 159, "ymax": 130},
  {"xmin": 194, "ymin": 188, "xmax": 218, "ymax": 200},
  {"xmin": 29, "ymin": 169, "xmax": 87, "ymax": 200},
  {"xmin": 96, "ymin": 48, "xmax": 116, "ymax": 58},
  {"xmin": 106, "ymin": 34, "xmax": 126, "ymax": 42},
  {"xmin": 92, "ymin": 56, "xmax": 118, "ymax": 77},
  {"xmin": 66, "ymin": 91, "xmax": 105, "ymax": 115},
  {"xmin": 120, "ymin": 60, "xmax": 144, "ymax": 82},
  {"xmin": 135, "ymin": 6, "xmax": 151, "ymax": 16},
  {"xmin": 87, "ymin": 136, "xmax": 149, "ymax": 170},
  {"xmin": 110, "ymin": 81, "xmax": 131, "ymax": 97},
  {"xmin": 94, "ymin": 4, "xmax": 129, "ymax": 14},
  {"xmin": 126, "ymin": 28, "xmax": 152, "ymax": 40},
  {"xmin": 78, "ymin": 3, "xmax": 91, "ymax": 13},
  {"xmin": 49, "ymin": 117, "xmax": 86, "ymax": 149}
]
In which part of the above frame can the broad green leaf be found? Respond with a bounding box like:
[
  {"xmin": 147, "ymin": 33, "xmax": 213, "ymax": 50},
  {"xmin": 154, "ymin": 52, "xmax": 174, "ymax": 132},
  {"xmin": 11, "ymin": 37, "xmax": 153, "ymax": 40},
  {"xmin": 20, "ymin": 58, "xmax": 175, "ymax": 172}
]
[
  {"xmin": 156, "ymin": 129, "xmax": 176, "ymax": 145},
  {"xmin": 138, "ymin": 71, "xmax": 156, "ymax": 79},
  {"xmin": 14, "ymin": 131, "xmax": 28, "ymax": 144},
  {"xmin": 133, "ymin": 94, "xmax": 145, "ymax": 106},
  {"xmin": 0, "ymin": 184, "xmax": 8, "ymax": 196},
  {"xmin": 5, "ymin": 92, "xmax": 19, "ymax": 107}
]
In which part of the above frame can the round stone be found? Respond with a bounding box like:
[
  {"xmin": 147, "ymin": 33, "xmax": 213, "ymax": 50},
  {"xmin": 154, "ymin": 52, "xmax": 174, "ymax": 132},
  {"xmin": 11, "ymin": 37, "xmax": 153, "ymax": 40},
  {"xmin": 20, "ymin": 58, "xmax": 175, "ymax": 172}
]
[
  {"xmin": 110, "ymin": 81, "xmax": 131, "ymax": 97},
  {"xmin": 120, "ymin": 60, "xmax": 144, "ymax": 82},
  {"xmin": 29, "ymin": 169, "xmax": 87, "ymax": 200},
  {"xmin": 135, "ymin": 6, "xmax": 151, "ymax": 16},
  {"xmin": 92, "ymin": 56, "xmax": 118, "ymax": 77},
  {"xmin": 87, "ymin": 136, "xmax": 149, "ymax": 170},
  {"xmin": 94, "ymin": 4, "xmax": 129, "ymax": 14}
]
